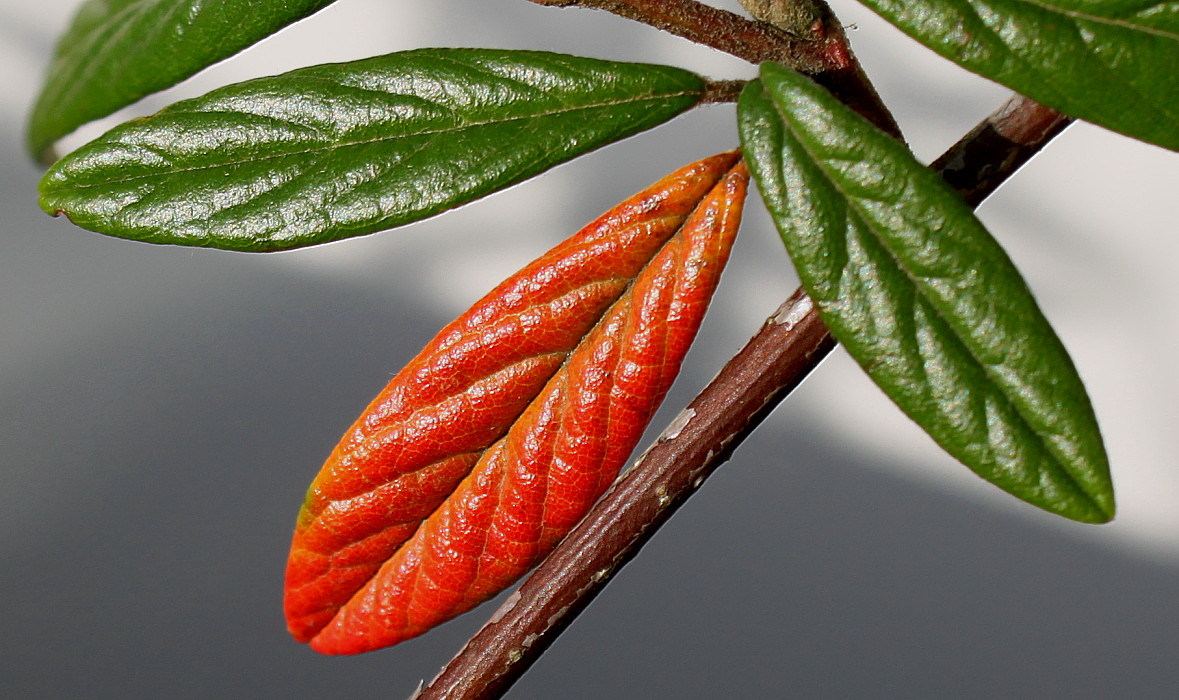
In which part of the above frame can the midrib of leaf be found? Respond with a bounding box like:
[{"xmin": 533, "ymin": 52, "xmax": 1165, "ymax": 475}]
[
  {"xmin": 1012, "ymin": 0, "xmax": 1178, "ymax": 38},
  {"xmin": 362, "ymin": 279, "xmax": 635, "ymax": 444},
  {"xmin": 765, "ymin": 95, "xmax": 1090, "ymax": 496},
  {"xmin": 52, "ymin": 91, "xmax": 698, "ymax": 190},
  {"xmin": 957, "ymin": 1, "xmax": 1179, "ymax": 121},
  {"xmin": 325, "ymin": 220, "xmax": 689, "ymax": 505}
]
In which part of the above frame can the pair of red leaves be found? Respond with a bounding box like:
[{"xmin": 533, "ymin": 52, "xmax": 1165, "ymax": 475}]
[{"xmin": 284, "ymin": 152, "xmax": 749, "ymax": 655}]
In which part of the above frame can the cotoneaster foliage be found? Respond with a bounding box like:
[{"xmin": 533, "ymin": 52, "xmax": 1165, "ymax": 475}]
[{"xmin": 25, "ymin": 0, "xmax": 1176, "ymax": 694}]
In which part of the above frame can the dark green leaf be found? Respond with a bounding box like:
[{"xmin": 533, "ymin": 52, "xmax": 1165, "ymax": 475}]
[
  {"xmin": 739, "ymin": 63, "xmax": 1114, "ymax": 522},
  {"xmin": 27, "ymin": 0, "xmax": 339, "ymax": 160},
  {"xmin": 854, "ymin": 0, "xmax": 1179, "ymax": 151},
  {"xmin": 38, "ymin": 49, "xmax": 704, "ymax": 252}
]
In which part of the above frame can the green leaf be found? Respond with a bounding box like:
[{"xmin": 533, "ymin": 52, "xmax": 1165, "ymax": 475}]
[
  {"xmin": 739, "ymin": 63, "xmax": 1114, "ymax": 522},
  {"xmin": 38, "ymin": 49, "xmax": 705, "ymax": 252},
  {"xmin": 853, "ymin": 0, "xmax": 1179, "ymax": 151},
  {"xmin": 27, "ymin": 0, "xmax": 339, "ymax": 160}
]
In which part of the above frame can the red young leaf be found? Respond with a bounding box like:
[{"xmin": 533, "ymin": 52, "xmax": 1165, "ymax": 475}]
[{"xmin": 284, "ymin": 153, "xmax": 749, "ymax": 654}]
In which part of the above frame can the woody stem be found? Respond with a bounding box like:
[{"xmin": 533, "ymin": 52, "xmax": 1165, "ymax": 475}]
[{"xmin": 526, "ymin": 0, "xmax": 900, "ymax": 136}]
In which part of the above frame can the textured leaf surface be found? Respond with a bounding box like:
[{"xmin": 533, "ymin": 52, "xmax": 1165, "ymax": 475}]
[
  {"xmin": 285, "ymin": 153, "xmax": 748, "ymax": 652},
  {"xmin": 739, "ymin": 63, "xmax": 1113, "ymax": 522},
  {"xmin": 855, "ymin": 0, "xmax": 1179, "ymax": 150},
  {"xmin": 27, "ymin": 0, "xmax": 338, "ymax": 158},
  {"xmin": 38, "ymin": 49, "xmax": 705, "ymax": 251}
]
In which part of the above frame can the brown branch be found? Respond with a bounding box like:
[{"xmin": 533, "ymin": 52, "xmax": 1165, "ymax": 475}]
[
  {"xmin": 417, "ymin": 288, "xmax": 834, "ymax": 700},
  {"xmin": 807, "ymin": 18, "xmax": 899, "ymax": 137},
  {"xmin": 526, "ymin": 0, "xmax": 901, "ymax": 140},
  {"xmin": 526, "ymin": 0, "xmax": 829, "ymax": 71},
  {"xmin": 413, "ymin": 92, "xmax": 1071, "ymax": 700},
  {"xmin": 932, "ymin": 94, "xmax": 1074, "ymax": 208}
]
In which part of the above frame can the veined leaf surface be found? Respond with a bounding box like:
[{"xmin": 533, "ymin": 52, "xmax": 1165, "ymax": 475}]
[
  {"xmin": 738, "ymin": 63, "xmax": 1114, "ymax": 522},
  {"xmin": 27, "ymin": 0, "xmax": 339, "ymax": 159},
  {"xmin": 855, "ymin": 0, "xmax": 1179, "ymax": 151},
  {"xmin": 38, "ymin": 49, "xmax": 705, "ymax": 251},
  {"xmin": 286, "ymin": 153, "xmax": 749, "ymax": 652}
]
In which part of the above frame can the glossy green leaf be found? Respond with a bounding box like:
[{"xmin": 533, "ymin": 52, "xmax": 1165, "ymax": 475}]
[
  {"xmin": 27, "ymin": 0, "xmax": 339, "ymax": 160},
  {"xmin": 38, "ymin": 49, "xmax": 705, "ymax": 252},
  {"xmin": 854, "ymin": 0, "xmax": 1179, "ymax": 151},
  {"xmin": 739, "ymin": 63, "xmax": 1114, "ymax": 522}
]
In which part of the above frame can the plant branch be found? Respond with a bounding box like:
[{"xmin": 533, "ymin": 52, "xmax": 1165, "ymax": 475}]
[
  {"xmin": 933, "ymin": 95, "xmax": 1073, "ymax": 208},
  {"xmin": 527, "ymin": 0, "xmax": 901, "ymax": 140},
  {"xmin": 526, "ymin": 0, "xmax": 829, "ymax": 71},
  {"xmin": 413, "ymin": 93, "xmax": 1070, "ymax": 700}
]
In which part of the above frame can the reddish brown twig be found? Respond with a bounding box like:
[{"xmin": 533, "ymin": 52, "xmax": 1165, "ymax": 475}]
[
  {"xmin": 527, "ymin": 0, "xmax": 829, "ymax": 69},
  {"xmin": 416, "ymin": 287, "xmax": 834, "ymax": 700},
  {"xmin": 527, "ymin": 0, "xmax": 900, "ymax": 136},
  {"xmin": 933, "ymin": 95, "xmax": 1073, "ymax": 208}
]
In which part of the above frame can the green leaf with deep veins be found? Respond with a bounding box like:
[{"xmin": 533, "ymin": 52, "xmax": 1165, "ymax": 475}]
[
  {"xmin": 853, "ymin": 0, "xmax": 1179, "ymax": 151},
  {"xmin": 38, "ymin": 49, "xmax": 705, "ymax": 252},
  {"xmin": 739, "ymin": 63, "xmax": 1114, "ymax": 522},
  {"xmin": 27, "ymin": 0, "xmax": 340, "ymax": 160}
]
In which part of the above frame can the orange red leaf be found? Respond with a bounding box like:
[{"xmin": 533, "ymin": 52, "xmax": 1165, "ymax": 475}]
[{"xmin": 285, "ymin": 152, "xmax": 749, "ymax": 653}]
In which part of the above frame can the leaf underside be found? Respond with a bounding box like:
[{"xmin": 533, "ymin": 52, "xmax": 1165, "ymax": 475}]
[
  {"xmin": 739, "ymin": 63, "xmax": 1114, "ymax": 522},
  {"xmin": 286, "ymin": 154, "xmax": 749, "ymax": 653},
  {"xmin": 38, "ymin": 49, "xmax": 705, "ymax": 252},
  {"xmin": 27, "ymin": 0, "xmax": 340, "ymax": 159},
  {"xmin": 855, "ymin": 0, "xmax": 1179, "ymax": 151}
]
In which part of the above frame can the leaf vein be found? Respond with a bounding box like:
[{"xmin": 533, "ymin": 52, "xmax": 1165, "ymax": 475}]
[{"xmin": 54, "ymin": 91, "xmax": 698, "ymax": 190}]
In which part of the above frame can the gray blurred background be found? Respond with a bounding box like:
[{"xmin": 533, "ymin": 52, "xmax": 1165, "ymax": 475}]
[{"xmin": 3, "ymin": 1, "xmax": 1177, "ymax": 698}]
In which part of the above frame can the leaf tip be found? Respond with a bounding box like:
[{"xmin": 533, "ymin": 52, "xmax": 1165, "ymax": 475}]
[
  {"xmin": 1033, "ymin": 469, "xmax": 1116, "ymax": 525},
  {"xmin": 1080, "ymin": 489, "xmax": 1116, "ymax": 525}
]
